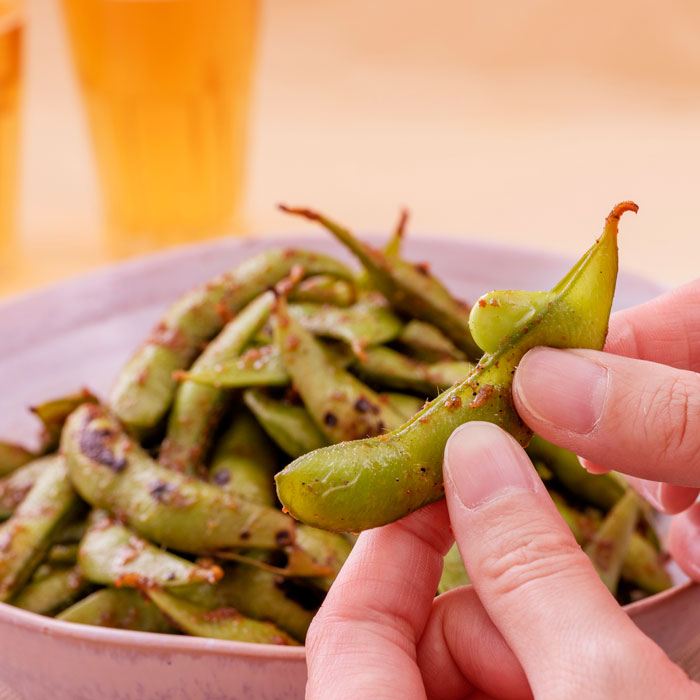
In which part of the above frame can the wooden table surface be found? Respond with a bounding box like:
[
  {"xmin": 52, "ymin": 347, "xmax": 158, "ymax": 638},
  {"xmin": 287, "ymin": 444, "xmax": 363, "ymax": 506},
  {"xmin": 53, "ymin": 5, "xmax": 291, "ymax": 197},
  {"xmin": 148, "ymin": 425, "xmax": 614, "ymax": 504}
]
[{"xmin": 4, "ymin": 0, "xmax": 700, "ymax": 299}]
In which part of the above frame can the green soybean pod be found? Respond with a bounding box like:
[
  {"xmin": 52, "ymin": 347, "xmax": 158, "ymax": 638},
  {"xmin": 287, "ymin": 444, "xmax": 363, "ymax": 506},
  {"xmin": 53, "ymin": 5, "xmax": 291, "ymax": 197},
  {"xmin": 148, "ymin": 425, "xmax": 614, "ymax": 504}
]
[
  {"xmin": 110, "ymin": 248, "xmax": 353, "ymax": 436},
  {"xmin": 275, "ymin": 297, "xmax": 404, "ymax": 443},
  {"xmin": 352, "ymin": 346, "xmax": 474, "ymax": 396},
  {"xmin": 437, "ymin": 543, "xmax": 470, "ymax": 595},
  {"xmin": 146, "ymin": 588, "xmax": 299, "ymax": 645},
  {"xmin": 62, "ymin": 404, "xmax": 295, "ymax": 552},
  {"xmin": 209, "ymin": 409, "xmax": 279, "ymax": 506},
  {"xmin": 289, "ymin": 275, "xmax": 357, "ymax": 307},
  {"xmin": 0, "ymin": 456, "xmax": 79, "ymax": 601},
  {"xmin": 280, "ymin": 205, "xmax": 480, "ymax": 357},
  {"xmin": 275, "ymin": 203, "xmax": 635, "ymax": 532},
  {"xmin": 243, "ymin": 389, "xmax": 328, "ymax": 459},
  {"xmin": 0, "ymin": 442, "xmax": 34, "ymax": 477},
  {"xmin": 397, "ymin": 319, "xmax": 467, "ymax": 362},
  {"xmin": 11, "ymin": 567, "xmax": 89, "ymax": 616},
  {"xmin": 79, "ymin": 513, "xmax": 223, "ymax": 588},
  {"xmin": 31, "ymin": 389, "xmax": 98, "ymax": 454},
  {"xmin": 380, "ymin": 393, "xmax": 425, "ymax": 422},
  {"xmin": 159, "ymin": 290, "xmax": 276, "ymax": 474},
  {"xmin": 0, "ymin": 455, "xmax": 53, "ymax": 520},
  {"xmin": 57, "ymin": 588, "xmax": 176, "ymax": 633}
]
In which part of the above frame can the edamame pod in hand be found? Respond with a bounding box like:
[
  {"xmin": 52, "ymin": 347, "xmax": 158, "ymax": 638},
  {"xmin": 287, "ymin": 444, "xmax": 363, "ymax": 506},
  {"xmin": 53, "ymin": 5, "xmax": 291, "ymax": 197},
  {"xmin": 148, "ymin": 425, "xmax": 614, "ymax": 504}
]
[
  {"xmin": 275, "ymin": 203, "xmax": 636, "ymax": 531},
  {"xmin": 110, "ymin": 248, "xmax": 352, "ymax": 436},
  {"xmin": 62, "ymin": 404, "xmax": 295, "ymax": 552}
]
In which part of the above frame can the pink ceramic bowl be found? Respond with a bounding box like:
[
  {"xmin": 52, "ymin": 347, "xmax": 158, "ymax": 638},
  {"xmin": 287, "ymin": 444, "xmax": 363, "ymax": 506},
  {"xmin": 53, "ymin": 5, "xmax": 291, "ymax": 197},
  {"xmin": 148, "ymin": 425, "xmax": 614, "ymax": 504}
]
[{"xmin": 0, "ymin": 236, "xmax": 697, "ymax": 699}]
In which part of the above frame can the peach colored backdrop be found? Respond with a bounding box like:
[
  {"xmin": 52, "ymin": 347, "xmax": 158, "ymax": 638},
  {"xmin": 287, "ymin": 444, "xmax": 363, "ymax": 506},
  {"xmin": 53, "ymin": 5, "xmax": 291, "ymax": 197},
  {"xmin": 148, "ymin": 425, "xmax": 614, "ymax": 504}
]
[{"xmin": 5, "ymin": 0, "xmax": 700, "ymax": 297}]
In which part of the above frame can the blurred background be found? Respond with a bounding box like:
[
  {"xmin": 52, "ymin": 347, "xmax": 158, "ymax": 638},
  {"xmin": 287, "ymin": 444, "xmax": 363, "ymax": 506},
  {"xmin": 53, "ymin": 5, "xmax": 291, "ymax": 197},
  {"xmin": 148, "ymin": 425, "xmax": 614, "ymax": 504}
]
[{"xmin": 2, "ymin": 0, "xmax": 700, "ymax": 297}]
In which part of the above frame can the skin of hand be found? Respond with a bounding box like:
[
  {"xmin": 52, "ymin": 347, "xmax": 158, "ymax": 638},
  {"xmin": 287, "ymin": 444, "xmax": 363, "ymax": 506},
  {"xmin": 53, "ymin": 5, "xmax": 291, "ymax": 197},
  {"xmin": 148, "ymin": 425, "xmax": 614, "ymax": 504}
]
[
  {"xmin": 305, "ymin": 422, "xmax": 700, "ymax": 699},
  {"xmin": 513, "ymin": 278, "xmax": 700, "ymax": 582}
]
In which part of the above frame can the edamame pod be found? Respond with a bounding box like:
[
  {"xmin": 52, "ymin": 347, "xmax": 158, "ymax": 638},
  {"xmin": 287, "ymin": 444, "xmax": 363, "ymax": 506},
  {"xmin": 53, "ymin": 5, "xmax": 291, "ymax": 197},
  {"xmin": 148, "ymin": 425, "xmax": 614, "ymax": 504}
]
[
  {"xmin": 160, "ymin": 290, "xmax": 276, "ymax": 474},
  {"xmin": 584, "ymin": 490, "xmax": 639, "ymax": 595},
  {"xmin": 177, "ymin": 565, "xmax": 316, "ymax": 642},
  {"xmin": 397, "ymin": 319, "xmax": 467, "ymax": 362},
  {"xmin": 209, "ymin": 409, "xmax": 279, "ymax": 506},
  {"xmin": 62, "ymin": 404, "xmax": 295, "ymax": 552},
  {"xmin": 526, "ymin": 435, "xmax": 625, "ymax": 510},
  {"xmin": 275, "ymin": 297, "xmax": 404, "ymax": 443},
  {"xmin": 289, "ymin": 275, "xmax": 357, "ymax": 307},
  {"xmin": 294, "ymin": 524, "xmax": 353, "ymax": 591},
  {"xmin": 146, "ymin": 588, "xmax": 299, "ymax": 645},
  {"xmin": 79, "ymin": 512, "xmax": 223, "ymax": 588},
  {"xmin": 11, "ymin": 566, "xmax": 89, "ymax": 615},
  {"xmin": 276, "ymin": 203, "xmax": 635, "ymax": 531},
  {"xmin": 110, "ymin": 248, "xmax": 352, "ymax": 436},
  {"xmin": 280, "ymin": 206, "xmax": 480, "ymax": 357},
  {"xmin": 31, "ymin": 389, "xmax": 98, "ymax": 453},
  {"xmin": 243, "ymin": 389, "xmax": 328, "ymax": 458},
  {"xmin": 0, "ymin": 455, "xmax": 79, "ymax": 601},
  {"xmin": 380, "ymin": 393, "xmax": 425, "ymax": 421},
  {"xmin": 352, "ymin": 346, "xmax": 474, "ymax": 396},
  {"xmin": 437, "ymin": 543, "xmax": 470, "ymax": 594},
  {"xmin": 0, "ymin": 442, "xmax": 34, "ymax": 477},
  {"xmin": 288, "ymin": 295, "xmax": 403, "ymax": 356},
  {"xmin": 47, "ymin": 543, "xmax": 79, "ymax": 565},
  {"xmin": 57, "ymin": 588, "xmax": 176, "ymax": 633},
  {"xmin": 0, "ymin": 455, "xmax": 53, "ymax": 520}
]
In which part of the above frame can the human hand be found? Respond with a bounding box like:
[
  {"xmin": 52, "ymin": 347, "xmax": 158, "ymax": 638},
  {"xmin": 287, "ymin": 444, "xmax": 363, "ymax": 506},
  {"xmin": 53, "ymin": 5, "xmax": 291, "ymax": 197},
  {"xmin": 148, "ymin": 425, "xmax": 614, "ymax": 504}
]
[
  {"xmin": 306, "ymin": 422, "xmax": 699, "ymax": 699},
  {"xmin": 513, "ymin": 278, "xmax": 700, "ymax": 582}
]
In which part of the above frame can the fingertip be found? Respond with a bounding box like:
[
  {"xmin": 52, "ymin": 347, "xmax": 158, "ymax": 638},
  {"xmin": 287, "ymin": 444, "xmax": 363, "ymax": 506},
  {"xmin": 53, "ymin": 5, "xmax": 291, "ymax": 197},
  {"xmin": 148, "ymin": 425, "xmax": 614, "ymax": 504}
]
[{"xmin": 578, "ymin": 456, "xmax": 610, "ymax": 475}]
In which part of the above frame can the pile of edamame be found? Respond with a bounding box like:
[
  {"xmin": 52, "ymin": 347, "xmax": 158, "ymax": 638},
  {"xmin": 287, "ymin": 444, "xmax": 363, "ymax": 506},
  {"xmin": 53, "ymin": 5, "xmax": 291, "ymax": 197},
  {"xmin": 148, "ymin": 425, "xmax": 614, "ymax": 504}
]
[{"xmin": 0, "ymin": 203, "xmax": 670, "ymax": 645}]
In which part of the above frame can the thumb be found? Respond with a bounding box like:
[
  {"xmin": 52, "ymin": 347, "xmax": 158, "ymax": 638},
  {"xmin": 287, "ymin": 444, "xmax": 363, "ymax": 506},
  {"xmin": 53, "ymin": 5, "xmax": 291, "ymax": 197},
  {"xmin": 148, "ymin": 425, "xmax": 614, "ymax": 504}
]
[{"xmin": 443, "ymin": 422, "xmax": 691, "ymax": 698}]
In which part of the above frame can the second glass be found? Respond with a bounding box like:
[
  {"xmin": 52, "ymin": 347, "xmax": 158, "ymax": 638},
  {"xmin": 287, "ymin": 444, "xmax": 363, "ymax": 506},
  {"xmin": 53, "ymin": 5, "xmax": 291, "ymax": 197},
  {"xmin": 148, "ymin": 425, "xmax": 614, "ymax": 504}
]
[{"xmin": 61, "ymin": 0, "xmax": 257, "ymax": 242}]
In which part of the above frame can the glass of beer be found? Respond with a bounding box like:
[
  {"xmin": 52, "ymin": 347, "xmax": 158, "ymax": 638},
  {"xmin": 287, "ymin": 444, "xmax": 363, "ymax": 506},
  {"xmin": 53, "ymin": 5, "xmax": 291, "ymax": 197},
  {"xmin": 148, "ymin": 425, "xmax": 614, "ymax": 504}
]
[
  {"xmin": 60, "ymin": 0, "xmax": 257, "ymax": 246},
  {"xmin": 0, "ymin": 0, "xmax": 22, "ymax": 243}
]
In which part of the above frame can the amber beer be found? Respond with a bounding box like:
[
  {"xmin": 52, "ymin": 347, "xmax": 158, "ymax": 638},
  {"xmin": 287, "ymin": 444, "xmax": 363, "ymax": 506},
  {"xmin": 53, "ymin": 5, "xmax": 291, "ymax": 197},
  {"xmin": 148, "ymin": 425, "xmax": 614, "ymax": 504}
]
[
  {"xmin": 61, "ymin": 0, "xmax": 257, "ymax": 242},
  {"xmin": 0, "ymin": 1, "xmax": 22, "ymax": 241}
]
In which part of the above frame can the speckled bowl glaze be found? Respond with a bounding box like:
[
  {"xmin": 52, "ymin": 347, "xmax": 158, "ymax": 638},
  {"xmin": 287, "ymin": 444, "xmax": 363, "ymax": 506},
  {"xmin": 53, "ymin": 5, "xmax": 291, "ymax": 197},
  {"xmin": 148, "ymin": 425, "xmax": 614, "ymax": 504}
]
[{"xmin": 0, "ymin": 236, "xmax": 696, "ymax": 699}]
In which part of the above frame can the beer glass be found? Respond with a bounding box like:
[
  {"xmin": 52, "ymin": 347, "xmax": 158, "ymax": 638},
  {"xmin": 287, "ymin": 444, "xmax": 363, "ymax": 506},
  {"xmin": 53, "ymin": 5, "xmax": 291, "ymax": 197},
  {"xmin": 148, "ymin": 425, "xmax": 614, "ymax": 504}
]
[{"xmin": 61, "ymin": 0, "xmax": 257, "ymax": 243}]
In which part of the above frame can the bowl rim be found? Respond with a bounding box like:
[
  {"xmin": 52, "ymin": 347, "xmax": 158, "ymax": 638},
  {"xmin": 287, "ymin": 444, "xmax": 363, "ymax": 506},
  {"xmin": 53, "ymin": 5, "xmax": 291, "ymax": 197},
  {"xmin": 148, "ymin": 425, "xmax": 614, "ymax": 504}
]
[{"xmin": 0, "ymin": 233, "xmax": 671, "ymax": 661}]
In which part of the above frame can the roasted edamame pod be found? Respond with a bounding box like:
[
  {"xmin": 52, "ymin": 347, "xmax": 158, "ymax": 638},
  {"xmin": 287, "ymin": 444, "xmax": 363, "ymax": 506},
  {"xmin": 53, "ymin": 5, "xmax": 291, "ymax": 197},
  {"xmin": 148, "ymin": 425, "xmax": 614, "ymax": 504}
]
[
  {"xmin": 79, "ymin": 512, "xmax": 223, "ymax": 588},
  {"xmin": 0, "ymin": 455, "xmax": 53, "ymax": 520},
  {"xmin": 526, "ymin": 434, "xmax": 625, "ymax": 510},
  {"xmin": 159, "ymin": 290, "xmax": 277, "ymax": 474},
  {"xmin": 57, "ymin": 588, "xmax": 176, "ymax": 633},
  {"xmin": 396, "ymin": 319, "xmax": 467, "ymax": 362},
  {"xmin": 584, "ymin": 490, "xmax": 640, "ymax": 595},
  {"xmin": 275, "ymin": 297, "xmax": 404, "ymax": 443},
  {"xmin": 31, "ymin": 389, "xmax": 98, "ymax": 453},
  {"xmin": 62, "ymin": 404, "xmax": 295, "ymax": 552},
  {"xmin": 243, "ymin": 389, "xmax": 328, "ymax": 458},
  {"xmin": 46, "ymin": 543, "xmax": 79, "ymax": 566},
  {"xmin": 438, "ymin": 542, "xmax": 470, "ymax": 595},
  {"xmin": 110, "ymin": 248, "xmax": 353, "ymax": 436},
  {"xmin": 352, "ymin": 346, "xmax": 474, "ymax": 396},
  {"xmin": 11, "ymin": 566, "xmax": 89, "ymax": 616},
  {"xmin": 280, "ymin": 205, "xmax": 480, "ymax": 357},
  {"xmin": 289, "ymin": 275, "xmax": 357, "ymax": 307},
  {"xmin": 0, "ymin": 442, "xmax": 34, "ymax": 477},
  {"xmin": 276, "ymin": 203, "xmax": 636, "ymax": 531},
  {"xmin": 0, "ymin": 455, "xmax": 79, "ymax": 601},
  {"xmin": 177, "ymin": 565, "xmax": 316, "ymax": 643},
  {"xmin": 209, "ymin": 409, "xmax": 279, "ymax": 506},
  {"xmin": 146, "ymin": 588, "xmax": 299, "ymax": 645},
  {"xmin": 288, "ymin": 295, "xmax": 403, "ymax": 356}
]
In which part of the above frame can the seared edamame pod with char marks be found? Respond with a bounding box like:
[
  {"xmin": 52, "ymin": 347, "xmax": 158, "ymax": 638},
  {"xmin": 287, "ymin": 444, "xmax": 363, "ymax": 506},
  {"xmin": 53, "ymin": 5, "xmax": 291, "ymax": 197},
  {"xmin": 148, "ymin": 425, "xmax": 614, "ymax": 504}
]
[
  {"xmin": 62, "ymin": 404, "xmax": 295, "ymax": 552},
  {"xmin": 159, "ymin": 290, "xmax": 277, "ymax": 475},
  {"xmin": 275, "ymin": 297, "xmax": 405, "ymax": 443},
  {"xmin": 110, "ymin": 248, "xmax": 353, "ymax": 436},
  {"xmin": 280, "ymin": 205, "xmax": 480, "ymax": 357},
  {"xmin": 276, "ymin": 203, "xmax": 636, "ymax": 531},
  {"xmin": 0, "ymin": 455, "xmax": 79, "ymax": 601}
]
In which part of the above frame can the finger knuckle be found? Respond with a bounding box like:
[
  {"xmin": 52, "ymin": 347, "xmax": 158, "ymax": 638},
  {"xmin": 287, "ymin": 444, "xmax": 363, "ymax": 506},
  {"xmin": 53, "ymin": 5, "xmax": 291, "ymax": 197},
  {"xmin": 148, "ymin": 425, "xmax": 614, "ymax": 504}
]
[
  {"xmin": 641, "ymin": 374, "xmax": 700, "ymax": 463},
  {"xmin": 479, "ymin": 520, "xmax": 586, "ymax": 598}
]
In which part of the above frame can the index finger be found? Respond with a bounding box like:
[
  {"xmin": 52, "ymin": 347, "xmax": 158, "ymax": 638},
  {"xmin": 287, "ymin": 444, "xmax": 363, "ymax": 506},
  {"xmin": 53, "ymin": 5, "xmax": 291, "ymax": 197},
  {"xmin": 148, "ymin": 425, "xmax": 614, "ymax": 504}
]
[
  {"xmin": 305, "ymin": 501, "xmax": 453, "ymax": 700},
  {"xmin": 606, "ymin": 278, "xmax": 700, "ymax": 371}
]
